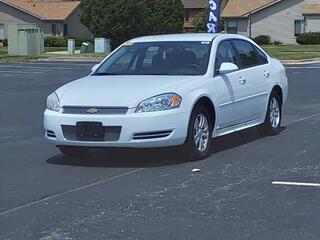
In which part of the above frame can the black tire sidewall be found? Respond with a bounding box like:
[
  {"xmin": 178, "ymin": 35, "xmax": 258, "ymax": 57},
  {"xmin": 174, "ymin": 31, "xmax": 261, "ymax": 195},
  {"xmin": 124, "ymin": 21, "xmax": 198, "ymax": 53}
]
[
  {"xmin": 260, "ymin": 92, "xmax": 282, "ymax": 135},
  {"xmin": 184, "ymin": 105, "xmax": 213, "ymax": 160}
]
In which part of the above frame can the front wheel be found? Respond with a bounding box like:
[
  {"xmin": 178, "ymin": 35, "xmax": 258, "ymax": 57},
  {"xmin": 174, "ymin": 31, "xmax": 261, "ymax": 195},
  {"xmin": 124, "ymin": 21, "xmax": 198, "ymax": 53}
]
[
  {"xmin": 257, "ymin": 92, "xmax": 282, "ymax": 136},
  {"xmin": 58, "ymin": 146, "xmax": 89, "ymax": 157},
  {"xmin": 183, "ymin": 105, "xmax": 213, "ymax": 160}
]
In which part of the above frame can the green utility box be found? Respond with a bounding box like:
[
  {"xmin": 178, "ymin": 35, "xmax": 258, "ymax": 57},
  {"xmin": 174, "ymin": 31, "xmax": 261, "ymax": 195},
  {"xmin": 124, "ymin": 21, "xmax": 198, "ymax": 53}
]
[
  {"xmin": 8, "ymin": 24, "xmax": 44, "ymax": 56},
  {"xmin": 80, "ymin": 42, "xmax": 93, "ymax": 53},
  {"xmin": 80, "ymin": 42, "xmax": 89, "ymax": 53}
]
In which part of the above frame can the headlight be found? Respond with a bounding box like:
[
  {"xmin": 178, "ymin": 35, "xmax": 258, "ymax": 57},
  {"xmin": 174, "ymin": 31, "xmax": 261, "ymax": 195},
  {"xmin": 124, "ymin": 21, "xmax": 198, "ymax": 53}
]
[
  {"xmin": 135, "ymin": 93, "xmax": 182, "ymax": 113},
  {"xmin": 46, "ymin": 92, "xmax": 60, "ymax": 112}
]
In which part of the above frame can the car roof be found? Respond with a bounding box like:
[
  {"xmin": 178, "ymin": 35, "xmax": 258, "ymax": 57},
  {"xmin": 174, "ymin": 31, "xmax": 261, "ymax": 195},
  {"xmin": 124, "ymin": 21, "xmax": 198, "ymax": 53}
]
[{"xmin": 131, "ymin": 33, "xmax": 220, "ymax": 43}]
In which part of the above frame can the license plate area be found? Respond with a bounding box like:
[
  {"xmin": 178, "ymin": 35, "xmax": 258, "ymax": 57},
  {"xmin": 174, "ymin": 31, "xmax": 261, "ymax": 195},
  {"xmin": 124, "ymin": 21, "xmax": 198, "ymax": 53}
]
[{"xmin": 76, "ymin": 122, "xmax": 105, "ymax": 141}]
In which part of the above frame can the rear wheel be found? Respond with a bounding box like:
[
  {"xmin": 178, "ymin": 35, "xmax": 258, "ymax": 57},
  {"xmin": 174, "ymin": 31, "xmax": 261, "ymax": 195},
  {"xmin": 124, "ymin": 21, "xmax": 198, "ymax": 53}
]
[
  {"xmin": 58, "ymin": 146, "xmax": 89, "ymax": 157},
  {"xmin": 257, "ymin": 91, "xmax": 282, "ymax": 136},
  {"xmin": 183, "ymin": 105, "xmax": 213, "ymax": 160}
]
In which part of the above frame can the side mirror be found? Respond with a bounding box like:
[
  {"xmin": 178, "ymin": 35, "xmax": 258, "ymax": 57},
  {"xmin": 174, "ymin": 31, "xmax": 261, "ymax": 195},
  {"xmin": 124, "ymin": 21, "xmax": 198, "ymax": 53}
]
[
  {"xmin": 219, "ymin": 62, "xmax": 239, "ymax": 74},
  {"xmin": 91, "ymin": 64, "xmax": 99, "ymax": 73}
]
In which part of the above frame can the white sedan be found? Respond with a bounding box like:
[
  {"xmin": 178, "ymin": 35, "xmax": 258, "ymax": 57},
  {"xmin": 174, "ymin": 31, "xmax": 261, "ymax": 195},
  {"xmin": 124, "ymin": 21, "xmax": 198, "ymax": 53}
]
[{"xmin": 44, "ymin": 33, "xmax": 288, "ymax": 160}]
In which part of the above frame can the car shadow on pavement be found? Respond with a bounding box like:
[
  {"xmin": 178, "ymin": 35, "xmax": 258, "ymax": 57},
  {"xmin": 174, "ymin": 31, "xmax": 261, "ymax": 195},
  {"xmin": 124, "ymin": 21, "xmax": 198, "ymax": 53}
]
[{"xmin": 47, "ymin": 126, "xmax": 287, "ymax": 168}]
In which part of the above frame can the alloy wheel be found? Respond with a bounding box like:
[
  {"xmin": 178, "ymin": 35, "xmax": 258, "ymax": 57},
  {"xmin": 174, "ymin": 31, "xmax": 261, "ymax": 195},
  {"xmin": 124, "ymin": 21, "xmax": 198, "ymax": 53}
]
[
  {"xmin": 269, "ymin": 97, "xmax": 280, "ymax": 128},
  {"xmin": 193, "ymin": 113, "xmax": 209, "ymax": 152}
]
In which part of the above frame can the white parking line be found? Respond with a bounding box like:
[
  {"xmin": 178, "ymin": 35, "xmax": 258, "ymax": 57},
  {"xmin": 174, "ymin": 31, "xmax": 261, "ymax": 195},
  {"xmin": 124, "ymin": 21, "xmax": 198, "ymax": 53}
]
[
  {"xmin": 272, "ymin": 181, "xmax": 320, "ymax": 187},
  {"xmin": 284, "ymin": 112, "xmax": 320, "ymax": 125},
  {"xmin": 0, "ymin": 70, "xmax": 43, "ymax": 74},
  {"xmin": 0, "ymin": 65, "xmax": 83, "ymax": 70},
  {"xmin": 0, "ymin": 168, "xmax": 144, "ymax": 216}
]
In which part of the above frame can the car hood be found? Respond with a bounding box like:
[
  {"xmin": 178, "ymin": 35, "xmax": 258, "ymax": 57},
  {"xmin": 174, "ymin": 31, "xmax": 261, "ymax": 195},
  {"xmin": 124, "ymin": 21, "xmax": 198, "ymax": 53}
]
[{"xmin": 57, "ymin": 75, "xmax": 202, "ymax": 108}]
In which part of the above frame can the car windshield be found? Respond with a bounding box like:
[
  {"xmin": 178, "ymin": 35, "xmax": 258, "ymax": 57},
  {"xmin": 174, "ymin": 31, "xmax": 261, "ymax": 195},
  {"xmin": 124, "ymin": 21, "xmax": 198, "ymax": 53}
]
[{"xmin": 94, "ymin": 41, "xmax": 212, "ymax": 76}]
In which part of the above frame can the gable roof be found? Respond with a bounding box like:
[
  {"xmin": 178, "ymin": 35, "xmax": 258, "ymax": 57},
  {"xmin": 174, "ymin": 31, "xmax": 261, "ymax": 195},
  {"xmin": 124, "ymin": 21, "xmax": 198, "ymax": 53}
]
[
  {"xmin": 182, "ymin": 0, "xmax": 208, "ymax": 9},
  {"xmin": 221, "ymin": 0, "xmax": 281, "ymax": 17},
  {"xmin": 303, "ymin": 4, "xmax": 320, "ymax": 15},
  {"xmin": 1, "ymin": 0, "xmax": 80, "ymax": 20}
]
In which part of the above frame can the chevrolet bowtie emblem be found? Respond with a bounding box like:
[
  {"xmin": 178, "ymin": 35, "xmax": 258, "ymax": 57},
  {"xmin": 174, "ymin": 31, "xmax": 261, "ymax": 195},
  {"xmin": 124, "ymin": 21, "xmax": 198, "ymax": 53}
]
[{"xmin": 86, "ymin": 108, "xmax": 99, "ymax": 114}]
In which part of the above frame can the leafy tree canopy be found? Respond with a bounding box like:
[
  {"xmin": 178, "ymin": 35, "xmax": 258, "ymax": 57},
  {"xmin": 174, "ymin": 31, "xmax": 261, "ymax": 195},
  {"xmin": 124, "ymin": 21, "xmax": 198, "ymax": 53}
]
[
  {"xmin": 192, "ymin": 9, "xmax": 225, "ymax": 33},
  {"xmin": 80, "ymin": 0, "xmax": 185, "ymax": 48}
]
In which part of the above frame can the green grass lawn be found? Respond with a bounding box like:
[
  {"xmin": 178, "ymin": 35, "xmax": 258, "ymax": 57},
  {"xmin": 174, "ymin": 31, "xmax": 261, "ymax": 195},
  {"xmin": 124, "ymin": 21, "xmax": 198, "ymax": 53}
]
[
  {"xmin": 0, "ymin": 46, "xmax": 8, "ymax": 55},
  {"xmin": 0, "ymin": 47, "xmax": 47, "ymax": 62},
  {"xmin": 261, "ymin": 44, "xmax": 320, "ymax": 60}
]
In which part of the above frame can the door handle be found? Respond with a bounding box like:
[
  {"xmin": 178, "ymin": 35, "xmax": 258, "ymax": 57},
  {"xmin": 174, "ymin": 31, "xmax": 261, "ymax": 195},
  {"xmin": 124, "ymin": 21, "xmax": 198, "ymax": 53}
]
[
  {"xmin": 264, "ymin": 70, "xmax": 270, "ymax": 78},
  {"xmin": 238, "ymin": 77, "xmax": 246, "ymax": 85}
]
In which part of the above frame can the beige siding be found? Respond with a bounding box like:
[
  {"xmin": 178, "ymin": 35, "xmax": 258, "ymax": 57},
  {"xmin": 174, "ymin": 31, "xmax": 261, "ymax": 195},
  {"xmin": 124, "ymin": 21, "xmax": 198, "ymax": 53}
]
[
  {"xmin": 224, "ymin": 0, "xmax": 320, "ymax": 44},
  {"xmin": 306, "ymin": 15, "xmax": 320, "ymax": 32},
  {"xmin": 252, "ymin": 0, "xmax": 305, "ymax": 44}
]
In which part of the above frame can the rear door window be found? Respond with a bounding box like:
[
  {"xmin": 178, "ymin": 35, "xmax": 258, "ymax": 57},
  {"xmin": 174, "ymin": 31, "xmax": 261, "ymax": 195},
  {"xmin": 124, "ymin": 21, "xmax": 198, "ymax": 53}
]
[
  {"xmin": 232, "ymin": 40, "xmax": 259, "ymax": 69},
  {"xmin": 253, "ymin": 45, "xmax": 269, "ymax": 65}
]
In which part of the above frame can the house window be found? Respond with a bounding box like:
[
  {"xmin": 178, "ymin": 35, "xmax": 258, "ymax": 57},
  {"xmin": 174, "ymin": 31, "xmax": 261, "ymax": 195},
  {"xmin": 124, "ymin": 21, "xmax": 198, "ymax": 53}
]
[
  {"xmin": 185, "ymin": 10, "xmax": 190, "ymax": 22},
  {"xmin": 227, "ymin": 20, "xmax": 237, "ymax": 34},
  {"xmin": 294, "ymin": 20, "xmax": 305, "ymax": 36},
  {"xmin": 52, "ymin": 24, "xmax": 57, "ymax": 35},
  {"xmin": 63, "ymin": 24, "xmax": 68, "ymax": 36},
  {"xmin": 0, "ymin": 24, "xmax": 4, "ymax": 40}
]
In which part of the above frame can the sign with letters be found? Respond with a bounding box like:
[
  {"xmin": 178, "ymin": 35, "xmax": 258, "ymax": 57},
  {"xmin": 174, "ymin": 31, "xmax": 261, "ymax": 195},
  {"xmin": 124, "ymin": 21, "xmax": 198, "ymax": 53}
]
[{"xmin": 206, "ymin": 0, "xmax": 221, "ymax": 33}]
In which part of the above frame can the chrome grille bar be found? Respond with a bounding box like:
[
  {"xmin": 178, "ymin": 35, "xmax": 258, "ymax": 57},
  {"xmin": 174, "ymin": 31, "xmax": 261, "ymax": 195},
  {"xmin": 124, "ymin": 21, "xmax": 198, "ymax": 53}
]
[{"xmin": 62, "ymin": 106, "xmax": 129, "ymax": 115}]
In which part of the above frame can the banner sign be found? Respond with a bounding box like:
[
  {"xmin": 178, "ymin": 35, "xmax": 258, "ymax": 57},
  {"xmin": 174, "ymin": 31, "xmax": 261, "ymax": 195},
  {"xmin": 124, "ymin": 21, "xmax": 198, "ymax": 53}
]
[{"xmin": 206, "ymin": 0, "xmax": 221, "ymax": 33}]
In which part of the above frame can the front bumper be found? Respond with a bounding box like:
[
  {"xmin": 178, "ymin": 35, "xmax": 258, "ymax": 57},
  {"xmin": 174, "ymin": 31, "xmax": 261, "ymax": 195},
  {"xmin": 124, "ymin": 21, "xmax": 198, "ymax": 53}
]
[{"xmin": 43, "ymin": 108, "xmax": 189, "ymax": 148}]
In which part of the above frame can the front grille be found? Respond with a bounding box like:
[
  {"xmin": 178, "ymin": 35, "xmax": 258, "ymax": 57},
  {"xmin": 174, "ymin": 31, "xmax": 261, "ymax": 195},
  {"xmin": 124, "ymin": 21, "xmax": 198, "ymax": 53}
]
[
  {"xmin": 62, "ymin": 106, "xmax": 128, "ymax": 115},
  {"xmin": 132, "ymin": 130, "xmax": 173, "ymax": 140},
  {"xmin": 62, "ymin": 125, "xmax": 121, "ymax": 142}
]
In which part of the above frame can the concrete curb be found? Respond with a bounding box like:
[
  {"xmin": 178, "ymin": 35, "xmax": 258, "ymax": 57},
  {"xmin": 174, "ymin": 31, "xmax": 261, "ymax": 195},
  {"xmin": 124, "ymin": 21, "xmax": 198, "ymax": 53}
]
[
  {"xmin": 281, "ymin": 58, "xmax": 320, "ymax": 65},
  {"xmin": 44, "ymin": 58, "xmax": 101, "ymax": 63}
]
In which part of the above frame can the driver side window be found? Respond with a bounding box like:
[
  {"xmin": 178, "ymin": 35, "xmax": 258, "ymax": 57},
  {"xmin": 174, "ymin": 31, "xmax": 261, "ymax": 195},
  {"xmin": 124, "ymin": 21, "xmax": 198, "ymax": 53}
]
[{"xmin": 215, "ymin": 41, "xmax": 238, "ymax": 73}]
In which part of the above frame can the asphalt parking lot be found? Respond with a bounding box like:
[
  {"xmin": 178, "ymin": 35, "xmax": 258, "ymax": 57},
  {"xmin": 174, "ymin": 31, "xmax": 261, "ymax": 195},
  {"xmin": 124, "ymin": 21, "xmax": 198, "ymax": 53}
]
[{"xmin": 1, "ymin": 61, "xmax": 320, "ymax": 240}]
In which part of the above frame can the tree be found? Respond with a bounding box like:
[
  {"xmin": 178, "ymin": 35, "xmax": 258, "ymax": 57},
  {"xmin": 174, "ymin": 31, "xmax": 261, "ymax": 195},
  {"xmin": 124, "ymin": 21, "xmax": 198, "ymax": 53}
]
[
  {"xmin": 142, "ymin": 0, "xmax": 185, "ymax": 35},
  {"xmin": 192, "ymin": 9, "xmax": 208, "ymax": 33},
  {"xmin": 80, "ymin": 0, "xmax": 185, "ymax": 48},
  {"xmin": 192, "ymin": 9, "xmax": 225, "ymax": 33}
]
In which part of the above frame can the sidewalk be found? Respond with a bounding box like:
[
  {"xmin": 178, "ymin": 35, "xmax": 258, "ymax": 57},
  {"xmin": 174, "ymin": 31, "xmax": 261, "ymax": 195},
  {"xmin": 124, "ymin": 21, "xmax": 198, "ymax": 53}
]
[{"xmin": 43, "ymin": 51, "xmax": 106, "ymax": 62}]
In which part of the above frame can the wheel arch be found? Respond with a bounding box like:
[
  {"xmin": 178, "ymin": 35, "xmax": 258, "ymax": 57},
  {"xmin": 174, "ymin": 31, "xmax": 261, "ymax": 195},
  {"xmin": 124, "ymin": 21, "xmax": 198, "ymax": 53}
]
[
  {"xmin": 190, "ymin": 95, "xmax": 216, "ymax": 129},
  {"xmin": 271, "ymin": 85, "xmax": 283, "ymax": 105}
]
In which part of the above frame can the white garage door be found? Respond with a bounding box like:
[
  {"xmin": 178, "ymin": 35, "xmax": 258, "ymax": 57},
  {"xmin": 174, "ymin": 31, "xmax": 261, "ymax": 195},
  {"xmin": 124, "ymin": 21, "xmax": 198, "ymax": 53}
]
[{"xmin": 0, "ymin": 24, "xmax": 4, "ymax": 40}]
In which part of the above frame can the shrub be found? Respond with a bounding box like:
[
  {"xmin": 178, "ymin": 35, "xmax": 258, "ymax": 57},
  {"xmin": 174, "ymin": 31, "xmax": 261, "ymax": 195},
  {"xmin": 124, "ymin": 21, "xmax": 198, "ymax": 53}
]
[
  {"xmin": 44, "ymin": 36, "xmax": 67, "ymax": 47},
  {"xmin": 296, "ymin": 32, "xmax": 320, "ymax": 44},
  {"xmin": 253, "ymin": 35, "xmax": 271, "ymax": 45},
  {"xmin": 44, "ymin": 36, "xmax": 91, "ymax": 47},
  {"xmin": 1, "ymin": 39, "xmax": 7, "ymax": 46},
  {"xmin": 273, "ymin": 40, "xmax": 282, "ymax": 45},
  {"xmin": 68, "ymin": 36, "xmax": 92, "ymax": 47}
]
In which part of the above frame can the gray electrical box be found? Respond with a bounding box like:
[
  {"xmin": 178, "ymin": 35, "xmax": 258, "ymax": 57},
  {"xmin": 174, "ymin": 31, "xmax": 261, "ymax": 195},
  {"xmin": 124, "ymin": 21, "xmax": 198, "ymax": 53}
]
[
  {"xmin": 8, "ymin": 24, "xmax": 44, "ymax": 56},
  {"xmin": 68, "ymin": 39, "xmax": 75, "ymax": 54},
  {"xmin": 94, "ymin": 38, "xmax": 111, "ymax": 54}
]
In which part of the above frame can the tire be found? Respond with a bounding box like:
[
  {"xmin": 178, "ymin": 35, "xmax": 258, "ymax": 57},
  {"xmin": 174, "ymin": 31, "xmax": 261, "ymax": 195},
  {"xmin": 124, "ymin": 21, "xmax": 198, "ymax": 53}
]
[
  {"xmin": 183, "ymin": 105, "xmax": 213, "ymax": 160},
  {"xmin": 58, "ymin": 146, "xmax": 89, "ymax": 157},
  {"xmin": 257, "ymin": 91, "xmax": 282, "ymax": 136}
]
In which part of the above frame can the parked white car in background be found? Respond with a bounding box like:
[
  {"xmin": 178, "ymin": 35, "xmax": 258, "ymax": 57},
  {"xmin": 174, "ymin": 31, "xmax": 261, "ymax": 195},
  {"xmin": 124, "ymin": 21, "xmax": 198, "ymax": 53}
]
[{"xmin": 44, "ymin": 33, "xmax": 288, "ymax": 160}]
